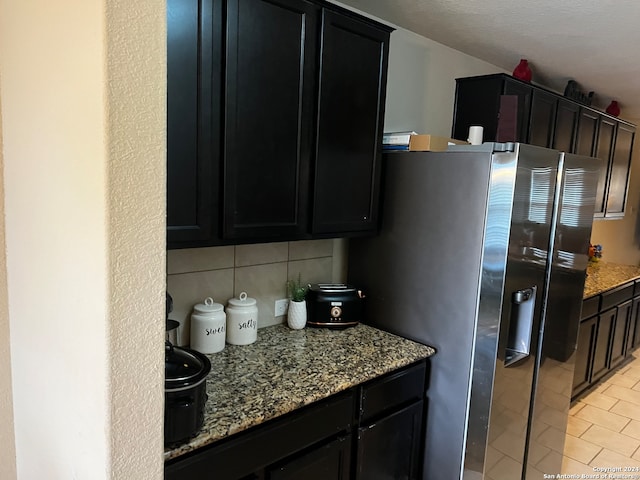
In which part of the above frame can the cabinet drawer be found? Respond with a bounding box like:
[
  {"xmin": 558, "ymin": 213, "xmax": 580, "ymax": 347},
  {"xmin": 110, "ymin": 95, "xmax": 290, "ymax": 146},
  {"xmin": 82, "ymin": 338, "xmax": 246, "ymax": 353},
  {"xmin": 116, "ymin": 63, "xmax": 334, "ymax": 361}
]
[
  {"xmin": 582, "ymin": 295, "xmax": 600, "ymax": 320},
  {"xmin": 165, "ymin": 392, "xmax": 354, "ymax": 480},
  {"xmin": 360, "ymin": 361, "xmax": 426, "ymax": 423},
  {"xmin": 601, "ymin": 282, "xmax": 634, "ymax": 311}
]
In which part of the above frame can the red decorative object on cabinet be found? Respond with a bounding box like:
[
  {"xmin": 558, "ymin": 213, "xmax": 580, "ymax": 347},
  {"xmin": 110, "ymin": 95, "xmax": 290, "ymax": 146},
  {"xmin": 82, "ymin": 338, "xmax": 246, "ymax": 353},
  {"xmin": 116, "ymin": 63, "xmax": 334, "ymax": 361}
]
[
  {"xmin": 512, "ymin": 59, "xmax": 532, "ymax": 82},
  {"xmin": 606, "ymin": 100, "xmax": 620, "ymax": 117}
]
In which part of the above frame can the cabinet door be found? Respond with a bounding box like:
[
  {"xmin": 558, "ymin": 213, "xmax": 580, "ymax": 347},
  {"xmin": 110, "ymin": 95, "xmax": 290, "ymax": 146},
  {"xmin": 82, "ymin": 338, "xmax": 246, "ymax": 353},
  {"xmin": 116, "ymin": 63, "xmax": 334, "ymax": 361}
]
[
  {"xmin": 223, "ymin": 0, "xmax": 318, "ymax": 240},
  {"xmin": 572, "ymin": 316, "xmax": 597, "ymax": 398},
  {"xmin": 605, "ymin": 124, "xmax": 635, "ymax": 217},
  {"xmin": 313, "ymin": 10, "xmax": 389, "ymax": 234},
  {"xmin": 553, "ymin": 99, "xmax": 579, "ymax": 152},
  {"xmin": 628, "ymin": 297, "xmax": 640, "ymax": 354},
  {"xmin": 593, "ymin": 117, "xmax": 616, "ymax": 217},
  {"xmin": 452, "ymin": 76, "xmax": 504, "ymax": 142},
  {"xmin": 167, "ymin": 0, "xmax": 222, "ymax": 247},
  {"xmin": 528, "ymin": 90, "xmax": 557, "ymax": 147},
  {"xmin": 575, "ymin": 108, "xmax": 599, "ymax": 157},
  {"xmin": 269, "ymin": 435, "xmax": 352, "ymax": 480},
  {"xmin": 610, "ymin": 300, "xmax": 632, "ymax": 368},
  {"xmin": 592, "ymin": 307, "xmax": 615, "ymax": 382},
  {"xmin": 356, "ymin": 401, "xmax": 423, "ymax": 480},
  {"xmin": 502, "ymin": 78, "xmax": 532, "ymax": 143}
]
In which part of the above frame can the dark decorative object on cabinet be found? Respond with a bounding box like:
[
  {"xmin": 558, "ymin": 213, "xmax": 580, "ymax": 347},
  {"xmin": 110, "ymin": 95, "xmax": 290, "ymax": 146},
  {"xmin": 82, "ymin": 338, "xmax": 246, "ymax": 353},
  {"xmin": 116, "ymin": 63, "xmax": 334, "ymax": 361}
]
[
  {"xmin": 166, "ymin": 0, "xmax": 393, "ymax": 249},
  {"xmin": 512, "ymin": 58, "xmax": 532, "ymax": 82},
  {"xmin": 606, "ymin": 100, "xmax": 621, "ymax": 117},
  {"xmin": 563, "ymin": 79, "xmax": 594, "ymax": 106},
  {"xmin": 452, "ymin": 73, "xmax": 635, "ymax": 219}
]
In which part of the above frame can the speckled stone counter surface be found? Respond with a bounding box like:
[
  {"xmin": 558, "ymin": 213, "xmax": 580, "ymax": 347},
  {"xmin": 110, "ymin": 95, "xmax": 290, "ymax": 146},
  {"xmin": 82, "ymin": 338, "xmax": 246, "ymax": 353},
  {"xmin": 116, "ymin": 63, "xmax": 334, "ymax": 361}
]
[
  {"xmin": 164, "ymin": 323, "xmax": 435, "ymax": 461},
  {"xmin": 584, "ymin": 261, "xmax": 640, "ymax": 298}
]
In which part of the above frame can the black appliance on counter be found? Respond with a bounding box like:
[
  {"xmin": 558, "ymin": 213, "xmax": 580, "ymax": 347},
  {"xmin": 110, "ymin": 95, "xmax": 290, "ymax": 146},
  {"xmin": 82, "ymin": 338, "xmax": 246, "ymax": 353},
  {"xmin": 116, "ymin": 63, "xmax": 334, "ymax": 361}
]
[
  {"xmin": 164, "ymin": 341, "xmax": 211, "ymax": 445},
  {"xmin": 306, "ymin": 283, "xmax": 363, "ymax": 328}
]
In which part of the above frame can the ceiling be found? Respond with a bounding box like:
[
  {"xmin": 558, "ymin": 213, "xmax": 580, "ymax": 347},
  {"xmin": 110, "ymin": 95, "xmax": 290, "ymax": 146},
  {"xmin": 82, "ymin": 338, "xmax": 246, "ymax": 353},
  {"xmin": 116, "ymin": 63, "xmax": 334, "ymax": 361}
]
[{"xmin": 338, "ymin": 0, "xmax": 640, "ymax": 120}]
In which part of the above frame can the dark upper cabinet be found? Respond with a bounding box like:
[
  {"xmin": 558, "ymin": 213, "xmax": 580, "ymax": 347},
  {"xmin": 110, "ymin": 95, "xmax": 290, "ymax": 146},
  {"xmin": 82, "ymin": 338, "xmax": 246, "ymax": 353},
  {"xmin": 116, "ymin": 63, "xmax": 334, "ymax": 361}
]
[
  {"xmin": 223, "ymin": 0, "xmax": 317, "ymax": 240},
  {"xmin": 528, "ymin": 89, "xmax": 557, "ymax": 147},
  {"xmin": 453, "ymin": 73, "xmax": 636, "ymax": 220},
  {"xmin": 575, "ymin": 108, "xmax": 599, "ymax": 157},
  {"xmin": 594, "ymin": 117, "xmax": 616, "ymax": 217},
  {"xmin": 552, "ymin": 99, "xmax": 580, "ymax": 152},
  {"xmin": 606, "ymin": 123, "xmax": 635, "ymax": 217},
  {"xmin": 312, "ymin": 10, "xmax": 388, "ymax": 234},
  {"xmin": 167, "ymin": 0, "xmax": 222, "ymax": 245},
  {"xmin": 167, "ymin": 0, "xmax": 392, "ymax": 248},
  {"xmin": 452, "ymin": 75, "xmax": 531, "ymax": 144}
]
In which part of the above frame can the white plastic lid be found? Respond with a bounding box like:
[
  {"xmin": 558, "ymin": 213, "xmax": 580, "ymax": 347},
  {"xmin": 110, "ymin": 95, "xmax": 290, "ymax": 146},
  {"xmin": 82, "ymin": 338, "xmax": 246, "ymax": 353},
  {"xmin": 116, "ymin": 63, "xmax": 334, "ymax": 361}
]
[
  {"xmin": 227, "ymin": 291, "xmax": 256, "ymax": 307},
  {"xmin": 193, "ymin": 297, "xmax": 224, "ymax": 313}
]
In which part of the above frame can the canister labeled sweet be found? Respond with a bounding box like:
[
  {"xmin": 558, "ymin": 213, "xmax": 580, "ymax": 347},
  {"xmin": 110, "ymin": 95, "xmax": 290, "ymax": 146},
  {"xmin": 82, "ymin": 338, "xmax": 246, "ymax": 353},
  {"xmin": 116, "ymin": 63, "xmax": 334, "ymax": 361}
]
[
  {"xmin": 226, "ymin": 292, "xmax": 258, "ymax": 345},
  {"xmin": 190, "ymin": 297, "xmax": 226, "ymax": 354}
]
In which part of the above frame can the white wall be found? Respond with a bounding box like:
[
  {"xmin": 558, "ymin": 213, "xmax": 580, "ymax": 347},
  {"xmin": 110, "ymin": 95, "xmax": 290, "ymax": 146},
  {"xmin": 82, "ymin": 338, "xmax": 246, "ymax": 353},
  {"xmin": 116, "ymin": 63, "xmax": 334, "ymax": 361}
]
[
  {"xmin": 0, "ymin": 78, "xmax": 17, "ymax": 480},
  {"xmin": 384, "ymin": 28, "xmax": 505, "ymax": 137},
  {"xmin": 0, "ymin": 0, "xmax": 166, "ymax": 479}
]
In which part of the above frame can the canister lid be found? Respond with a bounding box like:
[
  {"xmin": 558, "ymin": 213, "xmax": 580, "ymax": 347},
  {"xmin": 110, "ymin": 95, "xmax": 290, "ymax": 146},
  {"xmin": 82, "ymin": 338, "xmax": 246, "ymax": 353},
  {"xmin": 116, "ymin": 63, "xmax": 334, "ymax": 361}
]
[
  {"xmin": 227, "ymin": 291, "xmax": 256, "ymax": 307},
  {"xmin": 193, "ymin": 297, "xmax": 224, "ymax": 313}
]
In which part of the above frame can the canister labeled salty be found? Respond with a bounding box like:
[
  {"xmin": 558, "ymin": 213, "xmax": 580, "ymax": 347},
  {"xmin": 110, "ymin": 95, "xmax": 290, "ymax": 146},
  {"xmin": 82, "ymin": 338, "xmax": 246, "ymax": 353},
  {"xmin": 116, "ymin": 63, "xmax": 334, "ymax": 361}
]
[
  {"xmin": 226, "ymin": 292, "xmax": 258, "ymax": 345},
  {"xmin": 190, "ymin": 297, "xmax": 226, "ymax": 354}
]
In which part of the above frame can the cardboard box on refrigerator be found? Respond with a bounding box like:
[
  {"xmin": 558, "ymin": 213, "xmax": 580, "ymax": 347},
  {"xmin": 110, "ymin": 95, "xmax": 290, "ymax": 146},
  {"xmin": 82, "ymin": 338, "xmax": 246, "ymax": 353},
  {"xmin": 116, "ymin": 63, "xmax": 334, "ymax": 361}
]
[{"xmin": 408, "ymin": 135, "xmax": 469, "ymax": 151}]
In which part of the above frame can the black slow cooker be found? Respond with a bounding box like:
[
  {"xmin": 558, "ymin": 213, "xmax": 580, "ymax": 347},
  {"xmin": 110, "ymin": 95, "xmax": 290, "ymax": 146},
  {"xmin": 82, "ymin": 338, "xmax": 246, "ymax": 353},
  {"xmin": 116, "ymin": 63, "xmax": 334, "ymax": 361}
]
[{"xmin": 164, "ymin": 341, "xmax": 211, "ymax": 445}]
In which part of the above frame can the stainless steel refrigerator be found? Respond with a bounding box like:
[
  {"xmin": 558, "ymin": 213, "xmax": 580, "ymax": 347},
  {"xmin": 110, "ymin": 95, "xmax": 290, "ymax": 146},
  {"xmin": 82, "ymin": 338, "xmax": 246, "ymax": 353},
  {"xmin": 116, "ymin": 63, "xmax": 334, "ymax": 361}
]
[{"xmin": 347, "ymin": 143, "xmax": 600, "ymax": 480}]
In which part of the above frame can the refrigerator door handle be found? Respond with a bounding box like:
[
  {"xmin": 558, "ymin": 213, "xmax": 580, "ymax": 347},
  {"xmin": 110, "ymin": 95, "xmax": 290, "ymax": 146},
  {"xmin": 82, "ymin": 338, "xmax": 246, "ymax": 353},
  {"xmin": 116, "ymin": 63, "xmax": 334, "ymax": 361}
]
[{"xmin": 504, "ymin": 285, "xmax": 537, "ymax": 367}]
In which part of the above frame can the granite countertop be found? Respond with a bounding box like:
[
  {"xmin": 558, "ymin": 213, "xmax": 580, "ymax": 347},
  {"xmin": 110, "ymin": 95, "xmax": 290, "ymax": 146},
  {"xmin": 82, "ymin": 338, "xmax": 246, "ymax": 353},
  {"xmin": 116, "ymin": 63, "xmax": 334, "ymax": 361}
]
[
  {"xmin": 584, "ymin": 261, "xmax": 640, "ymax": 298},
  {"xmin": 164, "ymin": 323, "xmax": 435, "ymax": 461}
]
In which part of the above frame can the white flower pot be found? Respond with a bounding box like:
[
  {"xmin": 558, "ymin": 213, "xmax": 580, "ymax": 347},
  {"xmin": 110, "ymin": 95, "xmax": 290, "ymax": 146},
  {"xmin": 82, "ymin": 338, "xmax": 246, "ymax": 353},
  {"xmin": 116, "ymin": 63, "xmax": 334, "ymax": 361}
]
[{"xmin": 287, "ymin": 300, "xmax": 307, "ymax": 330}]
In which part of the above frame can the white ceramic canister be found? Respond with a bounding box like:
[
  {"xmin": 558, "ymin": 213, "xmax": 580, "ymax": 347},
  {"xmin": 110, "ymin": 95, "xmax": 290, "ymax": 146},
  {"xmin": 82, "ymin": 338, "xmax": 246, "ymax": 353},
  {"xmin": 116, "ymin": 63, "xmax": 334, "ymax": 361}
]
[
  {"xmin": 190, "ymin": 297, "xmax": 227, "ymax": 354},
  {"xmin": 226, "ymin": 292, "xmax": 258, "ymax": 345}
]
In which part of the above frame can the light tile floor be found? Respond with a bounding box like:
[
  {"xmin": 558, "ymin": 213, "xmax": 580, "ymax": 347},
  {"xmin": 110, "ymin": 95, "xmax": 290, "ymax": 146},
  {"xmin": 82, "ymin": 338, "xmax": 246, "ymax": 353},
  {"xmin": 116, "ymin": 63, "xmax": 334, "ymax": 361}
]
[{"xmin": 562, "ymin": 349, "xmax": 640, "ymax": 476}]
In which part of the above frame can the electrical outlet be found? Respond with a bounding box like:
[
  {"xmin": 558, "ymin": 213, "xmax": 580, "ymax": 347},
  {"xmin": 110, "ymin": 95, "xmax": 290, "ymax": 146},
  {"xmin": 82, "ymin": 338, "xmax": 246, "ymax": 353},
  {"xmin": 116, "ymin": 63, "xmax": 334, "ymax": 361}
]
[{"xmin": 275, "ymin": 299, "xmax": 289, "ymax": 317}]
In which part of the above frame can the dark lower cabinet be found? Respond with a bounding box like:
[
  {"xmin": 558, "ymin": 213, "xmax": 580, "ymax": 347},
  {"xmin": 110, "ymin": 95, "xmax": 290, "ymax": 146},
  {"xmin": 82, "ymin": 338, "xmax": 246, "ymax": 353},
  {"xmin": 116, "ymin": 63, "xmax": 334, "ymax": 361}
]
[
  {"xmin": 269, "ymin": 435, "xmax": 352, "ymax": 480},
  {"xmin": 591, "ymin": 307, "xmax": 615, "ymax": 382},
  {"xmin": 573, "ymin": 315, "xmax": 597, "ymax": 395},
  {"xmin": 628, "ymin": 296, "xmax": 640, "ymax": 354},
  {"xmin": 165, "ymin": 360, "xmax": 428, "ymax": 480},
  {"xmin": 573, "ymin": 283, "xmax": 639, "ymax": 399},
  {"xmin": 610, "ymin": 300, "xmax": 633, "ymax": 368},
  {"xmin": 356, "ymin": 402, "xmax": 423, "ymax": 480}
]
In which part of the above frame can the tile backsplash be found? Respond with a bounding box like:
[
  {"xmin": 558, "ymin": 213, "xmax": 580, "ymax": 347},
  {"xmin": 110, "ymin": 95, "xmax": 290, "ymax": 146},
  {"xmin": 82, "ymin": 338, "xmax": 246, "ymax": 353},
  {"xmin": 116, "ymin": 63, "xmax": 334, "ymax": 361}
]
[{"xmin": 167, "ymin": 239, "xmax": 347, "ymax": 345}]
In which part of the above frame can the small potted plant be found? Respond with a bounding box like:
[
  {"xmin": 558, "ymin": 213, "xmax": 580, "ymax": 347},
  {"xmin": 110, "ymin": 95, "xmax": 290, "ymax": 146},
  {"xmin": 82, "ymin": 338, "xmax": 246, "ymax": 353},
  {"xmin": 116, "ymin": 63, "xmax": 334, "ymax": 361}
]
[{"xmin": 286, "ymin": 274, "xmax": 308, "ymax": 330}]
